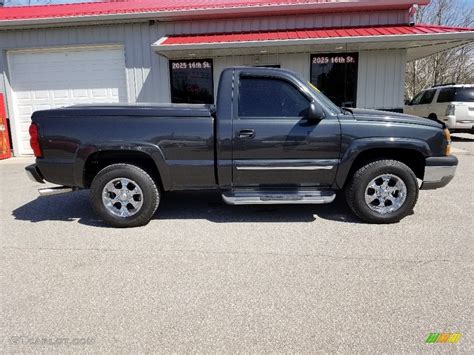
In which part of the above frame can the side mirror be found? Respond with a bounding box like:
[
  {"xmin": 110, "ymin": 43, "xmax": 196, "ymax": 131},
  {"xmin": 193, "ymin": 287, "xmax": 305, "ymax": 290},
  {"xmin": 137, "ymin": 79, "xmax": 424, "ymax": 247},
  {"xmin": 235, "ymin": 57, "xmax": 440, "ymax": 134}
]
[{"xmin": 307, "ymin": 101, "xmax": 325, "ymax": 121}]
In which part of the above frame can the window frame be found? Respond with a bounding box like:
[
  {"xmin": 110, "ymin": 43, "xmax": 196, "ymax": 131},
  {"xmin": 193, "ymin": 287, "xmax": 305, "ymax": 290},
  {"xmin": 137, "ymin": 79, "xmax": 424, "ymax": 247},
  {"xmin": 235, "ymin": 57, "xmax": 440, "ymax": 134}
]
[
  {"xmin": 236, "ymin": 74, "xmax": 313, "ymax": 120},
  {"xmin": 169, "ymin": 58, "xmax": 215, "ymax": 104}
]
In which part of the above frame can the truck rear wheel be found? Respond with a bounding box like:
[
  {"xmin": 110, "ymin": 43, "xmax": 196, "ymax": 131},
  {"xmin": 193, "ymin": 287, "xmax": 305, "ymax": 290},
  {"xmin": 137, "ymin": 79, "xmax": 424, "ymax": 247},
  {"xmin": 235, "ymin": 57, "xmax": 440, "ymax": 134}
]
[
  {"xmin": 345, "ymin": 160, "xmax": 419, "ymax": 224},
  {"xmin": 90, "ymin": 164, "xmax": 160, "ymax": 228}
]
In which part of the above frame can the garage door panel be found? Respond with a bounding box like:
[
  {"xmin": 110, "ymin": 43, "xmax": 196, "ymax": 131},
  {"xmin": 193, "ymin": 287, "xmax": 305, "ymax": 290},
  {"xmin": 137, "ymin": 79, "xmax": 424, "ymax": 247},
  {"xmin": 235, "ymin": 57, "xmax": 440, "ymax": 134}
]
[
  {"xmin": 53, "ymin": 90, "xmax": 69, "ymax": 99},
  {"xmin": 21, "ymin": 138, "xmax": 30, "ymax": 153},
  {"xmin": 15, "ymin": 91, "xmax": 32, "ymax": 100},
  {"xmin": 13, "ymin": 75, "xmax": 126, "ymax": 90},
  {"xmin": 72, "ymin": 89, "xmax": 89, "ymax": 99},
  {"xmin": 20, "ymin": 122, "xmax": 31, "ymax": 134},
  {"xmin": 33, "ymin": 91, "xmax": 50, "ymax": 100},
  {"xmin": 16, "ymin": 105, "xmax": 33, "ymax": 116},
  {"xmin": 9, "ymin": 47, "xmax": 127, "ymax": 155},
  {"xmin": 13, "ymin": 80, "xmax": 127, "ymax": 91}
]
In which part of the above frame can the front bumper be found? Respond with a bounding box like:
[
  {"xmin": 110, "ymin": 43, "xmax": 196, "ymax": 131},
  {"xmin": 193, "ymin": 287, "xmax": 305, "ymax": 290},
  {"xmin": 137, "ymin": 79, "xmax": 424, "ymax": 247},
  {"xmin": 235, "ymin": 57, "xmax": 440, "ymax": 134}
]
[
  {"xmin": 421, "ymin": 156, "xmax": 458, "ymax": 190},
  {"xmin": 25, "ymin": 164, "xmax": 45, "ymax": 184}
]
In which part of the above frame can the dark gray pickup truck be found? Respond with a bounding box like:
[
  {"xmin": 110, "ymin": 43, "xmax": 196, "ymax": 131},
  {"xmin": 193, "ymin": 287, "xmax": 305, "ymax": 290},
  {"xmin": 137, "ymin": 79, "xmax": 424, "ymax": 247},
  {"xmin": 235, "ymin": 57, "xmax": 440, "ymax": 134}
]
[{"xmin": 26, "ymin": 67, "xmax": 458, "ymax": 227}]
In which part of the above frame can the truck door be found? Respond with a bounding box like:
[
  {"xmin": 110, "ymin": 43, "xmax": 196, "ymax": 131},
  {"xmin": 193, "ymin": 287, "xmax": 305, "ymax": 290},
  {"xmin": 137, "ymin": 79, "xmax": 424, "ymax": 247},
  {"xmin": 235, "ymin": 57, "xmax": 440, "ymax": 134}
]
[{"xmin": 232, "ymin": 74, "xmax": 341, "ymax": 187}]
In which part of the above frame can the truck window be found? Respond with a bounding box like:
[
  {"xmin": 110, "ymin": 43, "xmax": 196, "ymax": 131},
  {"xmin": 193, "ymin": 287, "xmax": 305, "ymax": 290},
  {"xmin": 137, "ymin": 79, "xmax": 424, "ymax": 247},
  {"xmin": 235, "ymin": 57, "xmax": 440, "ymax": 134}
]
[
  {"xmin": 238, "ymin": 77, "xmax": 310, "ymax": 118},
  {"xmin": 454, "ymin": 87, "xmax": 474, "ymax": 102},
  {"xmin": 437, "ymin": 87, "xmax": 474, "ymax": 103},
  {"xmin": 410, "ymin": 91, "xmax": 424, "ymax": 105},
  {"xmin": 437, "ymin": 88, "xmax": 455, "ymax": 103},
  {"xmin": 419, "ymin": 89, "xmax": 436, "ymax": 105}
]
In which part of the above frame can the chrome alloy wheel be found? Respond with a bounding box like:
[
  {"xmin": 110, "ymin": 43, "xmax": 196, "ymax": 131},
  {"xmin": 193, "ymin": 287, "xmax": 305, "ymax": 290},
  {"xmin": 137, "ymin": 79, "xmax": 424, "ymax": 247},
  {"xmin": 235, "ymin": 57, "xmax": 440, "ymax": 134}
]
[
  {"xmin": 102, "ymin": 178, "xmax": 144, "ymax": 218},
  {"xmin": 364, "ymin": 174, "xmax": 407, "ymax": 215}
]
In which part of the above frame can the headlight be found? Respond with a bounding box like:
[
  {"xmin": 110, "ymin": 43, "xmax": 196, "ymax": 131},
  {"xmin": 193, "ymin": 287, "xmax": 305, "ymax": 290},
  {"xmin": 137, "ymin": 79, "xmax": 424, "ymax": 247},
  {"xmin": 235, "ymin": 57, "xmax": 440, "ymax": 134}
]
[{"xmin": 444, "ymin": 128, "xmax": 452, "ymax": 156}]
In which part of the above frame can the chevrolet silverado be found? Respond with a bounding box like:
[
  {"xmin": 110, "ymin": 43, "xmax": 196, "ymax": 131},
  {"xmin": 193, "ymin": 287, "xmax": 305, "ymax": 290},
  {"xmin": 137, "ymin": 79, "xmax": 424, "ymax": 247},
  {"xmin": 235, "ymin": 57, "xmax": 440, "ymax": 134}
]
[{"xmin": 25, "ymin": 67, "xmax": 458, "ymax": 227}]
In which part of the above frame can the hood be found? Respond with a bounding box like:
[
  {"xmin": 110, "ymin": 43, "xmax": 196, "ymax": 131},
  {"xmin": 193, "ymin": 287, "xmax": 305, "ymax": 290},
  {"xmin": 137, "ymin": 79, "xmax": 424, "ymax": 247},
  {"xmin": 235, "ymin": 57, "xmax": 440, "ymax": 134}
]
[{"xmin": 347, "ymin": 108, "xmax": 443, "ymax": 129}]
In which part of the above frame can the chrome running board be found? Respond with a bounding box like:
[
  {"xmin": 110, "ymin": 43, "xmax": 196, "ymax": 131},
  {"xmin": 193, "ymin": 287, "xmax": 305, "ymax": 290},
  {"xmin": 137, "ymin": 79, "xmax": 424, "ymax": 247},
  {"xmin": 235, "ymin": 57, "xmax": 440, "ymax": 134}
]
[
  {"xmin": 222, "ymin": 189, "xmax": 336, "ymax": 205},
  {"xmin": 38, "ymin": 186, "xmax": 76, "ymax": 197}
]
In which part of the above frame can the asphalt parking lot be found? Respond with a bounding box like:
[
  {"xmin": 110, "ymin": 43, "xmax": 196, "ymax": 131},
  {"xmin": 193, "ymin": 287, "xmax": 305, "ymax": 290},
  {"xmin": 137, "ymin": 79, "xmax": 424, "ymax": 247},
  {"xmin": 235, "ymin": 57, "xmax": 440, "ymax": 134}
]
[{"xmin": 1, "ymin": 134, "xmax": 473, "ymax": 353}]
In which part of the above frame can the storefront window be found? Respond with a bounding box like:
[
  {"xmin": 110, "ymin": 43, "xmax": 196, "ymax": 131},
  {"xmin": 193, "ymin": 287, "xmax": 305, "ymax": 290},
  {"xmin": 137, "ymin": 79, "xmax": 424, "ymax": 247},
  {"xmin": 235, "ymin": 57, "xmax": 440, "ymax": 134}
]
[
  {"xmin": 169, "ymin": 59, "xmax": 214, "ymax": 104},
  {"xmin": 310, "ymin": 53, "xmax": 358, "ymax": 107}
]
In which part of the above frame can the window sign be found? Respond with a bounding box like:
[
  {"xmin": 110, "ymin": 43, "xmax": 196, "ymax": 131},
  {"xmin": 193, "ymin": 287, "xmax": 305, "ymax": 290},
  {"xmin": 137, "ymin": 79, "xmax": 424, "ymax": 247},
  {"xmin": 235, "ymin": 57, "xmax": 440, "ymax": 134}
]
[
  {"xmin": 310, "ymin": 53, "xmax": 359, "ymax": 107},
  {"xmin": 169, "ymin": 59, "xmax": 214, "ymax": 104}
]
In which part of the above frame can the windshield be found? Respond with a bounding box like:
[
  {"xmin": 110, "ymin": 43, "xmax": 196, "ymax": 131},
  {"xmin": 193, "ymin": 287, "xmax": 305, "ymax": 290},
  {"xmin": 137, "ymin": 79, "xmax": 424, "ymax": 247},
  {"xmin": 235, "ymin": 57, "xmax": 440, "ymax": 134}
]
[{"xmin": 307, "ymin": 82, "xmax": 342, "ymax": 113}]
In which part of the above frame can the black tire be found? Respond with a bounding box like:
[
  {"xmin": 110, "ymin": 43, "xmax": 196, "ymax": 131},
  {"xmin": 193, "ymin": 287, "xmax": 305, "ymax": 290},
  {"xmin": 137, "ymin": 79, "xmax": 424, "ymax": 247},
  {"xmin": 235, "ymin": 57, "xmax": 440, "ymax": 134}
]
[
  {"xmin": 90, "ymin": 164, "xmax": 160, "ymax": 228},
  {"xmin": 428, "ymin": 113, "xmax": 438, "ymax": 121},
  {"xmin": 344, "ymin": 160, "xmax": 419, "ymax": 224}
]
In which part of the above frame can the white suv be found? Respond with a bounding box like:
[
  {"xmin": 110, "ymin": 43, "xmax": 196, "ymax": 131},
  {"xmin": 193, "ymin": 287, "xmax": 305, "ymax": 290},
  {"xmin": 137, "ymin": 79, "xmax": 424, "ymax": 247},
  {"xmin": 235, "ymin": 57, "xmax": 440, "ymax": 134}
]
[{"xmin": 405, "ymin": 84, "xmax": 474, "ymax": 134}]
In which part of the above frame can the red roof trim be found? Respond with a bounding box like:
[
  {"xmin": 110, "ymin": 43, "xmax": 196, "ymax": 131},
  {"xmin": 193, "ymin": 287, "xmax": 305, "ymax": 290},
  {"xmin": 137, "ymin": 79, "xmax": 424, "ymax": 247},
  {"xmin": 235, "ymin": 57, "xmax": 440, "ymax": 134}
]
[
  {"xmin": 0, "ymin": 0, "xmax": 429, "ymax": 23},
  {"xmin": 159, "ymin": 24, "xmax": 474, "ymax": 46}
]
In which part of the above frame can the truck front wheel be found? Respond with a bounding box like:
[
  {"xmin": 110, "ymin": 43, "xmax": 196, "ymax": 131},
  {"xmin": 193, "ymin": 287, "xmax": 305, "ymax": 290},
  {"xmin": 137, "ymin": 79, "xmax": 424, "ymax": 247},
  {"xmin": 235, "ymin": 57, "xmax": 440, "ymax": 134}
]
[
  {"xmin": 90, "ymin": 164, "xmax": 160, "ymax": 228},
  {"xmin": 345, "ymin": 160, "xmax": 419, "ymax": 224}
]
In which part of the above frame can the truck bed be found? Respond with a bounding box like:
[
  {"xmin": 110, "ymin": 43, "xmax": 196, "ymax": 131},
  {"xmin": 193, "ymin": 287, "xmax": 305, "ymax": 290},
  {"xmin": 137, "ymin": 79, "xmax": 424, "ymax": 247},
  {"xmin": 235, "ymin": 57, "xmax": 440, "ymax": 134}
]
[
  {"xmin": 33, "ymin": 103, "xmax": 214, "ymax": 118},
  {"xmin": 32, "ymin": 103, "xmax": 216, "ymax": 189}
]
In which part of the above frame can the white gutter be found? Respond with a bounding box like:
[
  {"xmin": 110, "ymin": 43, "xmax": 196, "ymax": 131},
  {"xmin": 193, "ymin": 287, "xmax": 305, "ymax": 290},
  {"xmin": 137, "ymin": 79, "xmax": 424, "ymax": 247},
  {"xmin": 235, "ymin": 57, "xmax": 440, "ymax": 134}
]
[
  {"xmin": 0, "ymin": 0, "xmax": 429, "ymax": 29},
  {"xmin": 153, "ymin": 30, "xmax": 474, "ymax": 53}
]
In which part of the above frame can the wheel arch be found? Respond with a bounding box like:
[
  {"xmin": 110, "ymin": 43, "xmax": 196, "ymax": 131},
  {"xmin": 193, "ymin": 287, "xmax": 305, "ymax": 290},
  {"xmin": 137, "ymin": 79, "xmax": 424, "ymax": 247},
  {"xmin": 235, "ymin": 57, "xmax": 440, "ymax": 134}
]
[
  {"xmin": 336, "ymin": 138, "xmax": 429, "ymax": 188},
  {"xmin": 75, "ymin": 144, "xmax": 170, "ymax": 190}
]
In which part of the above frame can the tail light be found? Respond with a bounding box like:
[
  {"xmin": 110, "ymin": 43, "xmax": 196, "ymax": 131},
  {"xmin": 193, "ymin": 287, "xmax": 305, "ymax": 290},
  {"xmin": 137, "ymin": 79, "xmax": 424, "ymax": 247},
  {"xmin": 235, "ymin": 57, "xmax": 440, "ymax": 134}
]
[
  {"xmin": 444, "ymin": 128, "xmax": 452, "ymax": 156},
  {"xmin": 29, "ymin": 123, "xmax": 42, "ymax": 158},
  {"xmin": 446, "ymin": 104, "xmax": 455, "ymax": 116}
]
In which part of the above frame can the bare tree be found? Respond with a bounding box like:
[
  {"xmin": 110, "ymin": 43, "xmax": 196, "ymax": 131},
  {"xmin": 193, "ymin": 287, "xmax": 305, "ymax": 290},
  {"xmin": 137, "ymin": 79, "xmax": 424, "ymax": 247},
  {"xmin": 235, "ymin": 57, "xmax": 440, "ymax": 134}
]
[{"xmin": 406, "ymin": 0, "xmax": 474, "ymax": 99}]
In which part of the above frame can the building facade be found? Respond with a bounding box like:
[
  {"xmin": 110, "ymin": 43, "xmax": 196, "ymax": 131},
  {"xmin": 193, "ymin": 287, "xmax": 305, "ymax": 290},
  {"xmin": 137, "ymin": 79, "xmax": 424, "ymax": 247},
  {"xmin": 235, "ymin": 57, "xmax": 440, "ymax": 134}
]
[{"xmin": 0, "ymin": 0, "xmax": 473, "ymax": 155}]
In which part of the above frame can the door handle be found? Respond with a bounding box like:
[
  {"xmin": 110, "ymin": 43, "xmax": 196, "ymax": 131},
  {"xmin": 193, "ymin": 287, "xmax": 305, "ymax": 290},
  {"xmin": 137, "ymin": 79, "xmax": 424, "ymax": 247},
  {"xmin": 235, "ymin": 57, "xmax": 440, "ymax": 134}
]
[{"xmin": 237, "ymin": 129, "xmax": 256, "ymax": 139}]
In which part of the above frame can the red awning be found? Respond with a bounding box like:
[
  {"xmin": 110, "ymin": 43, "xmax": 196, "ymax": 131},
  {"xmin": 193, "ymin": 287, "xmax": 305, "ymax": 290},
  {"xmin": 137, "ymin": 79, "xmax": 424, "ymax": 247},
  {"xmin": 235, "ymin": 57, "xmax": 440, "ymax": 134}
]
[
  {"xmin": 160, "ymin": 24, "xmax": 474, "ymax": 46},
  {"xmin": 153, "ymin": 24, "xmax": 474, "ymax": 60}
]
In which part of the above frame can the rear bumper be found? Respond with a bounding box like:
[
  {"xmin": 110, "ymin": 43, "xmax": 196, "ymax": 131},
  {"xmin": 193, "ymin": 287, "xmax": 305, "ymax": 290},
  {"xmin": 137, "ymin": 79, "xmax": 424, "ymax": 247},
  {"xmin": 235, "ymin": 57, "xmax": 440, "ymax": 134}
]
[
  {"xmin": 28, "ymin": 159, "xmax": 76, "ymax": 187},
  {"xmin": 441, "ymin": 115, "xmax": 474, "ymax": 132},
  {"xmin": 421, "ymin": 156, "xmax": 458, "ymax": 190},
  {"xmin": 25, "ymin": 164, "xmax": 45, "ymax": 184}
]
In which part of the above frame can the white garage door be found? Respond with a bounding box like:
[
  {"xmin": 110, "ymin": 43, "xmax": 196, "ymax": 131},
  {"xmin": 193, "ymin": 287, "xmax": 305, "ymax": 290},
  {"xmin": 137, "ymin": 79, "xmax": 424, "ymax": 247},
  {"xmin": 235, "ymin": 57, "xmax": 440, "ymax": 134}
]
[{"xmin": 8, "ymin": 46, "xmax": 127, "ymax": 155}]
